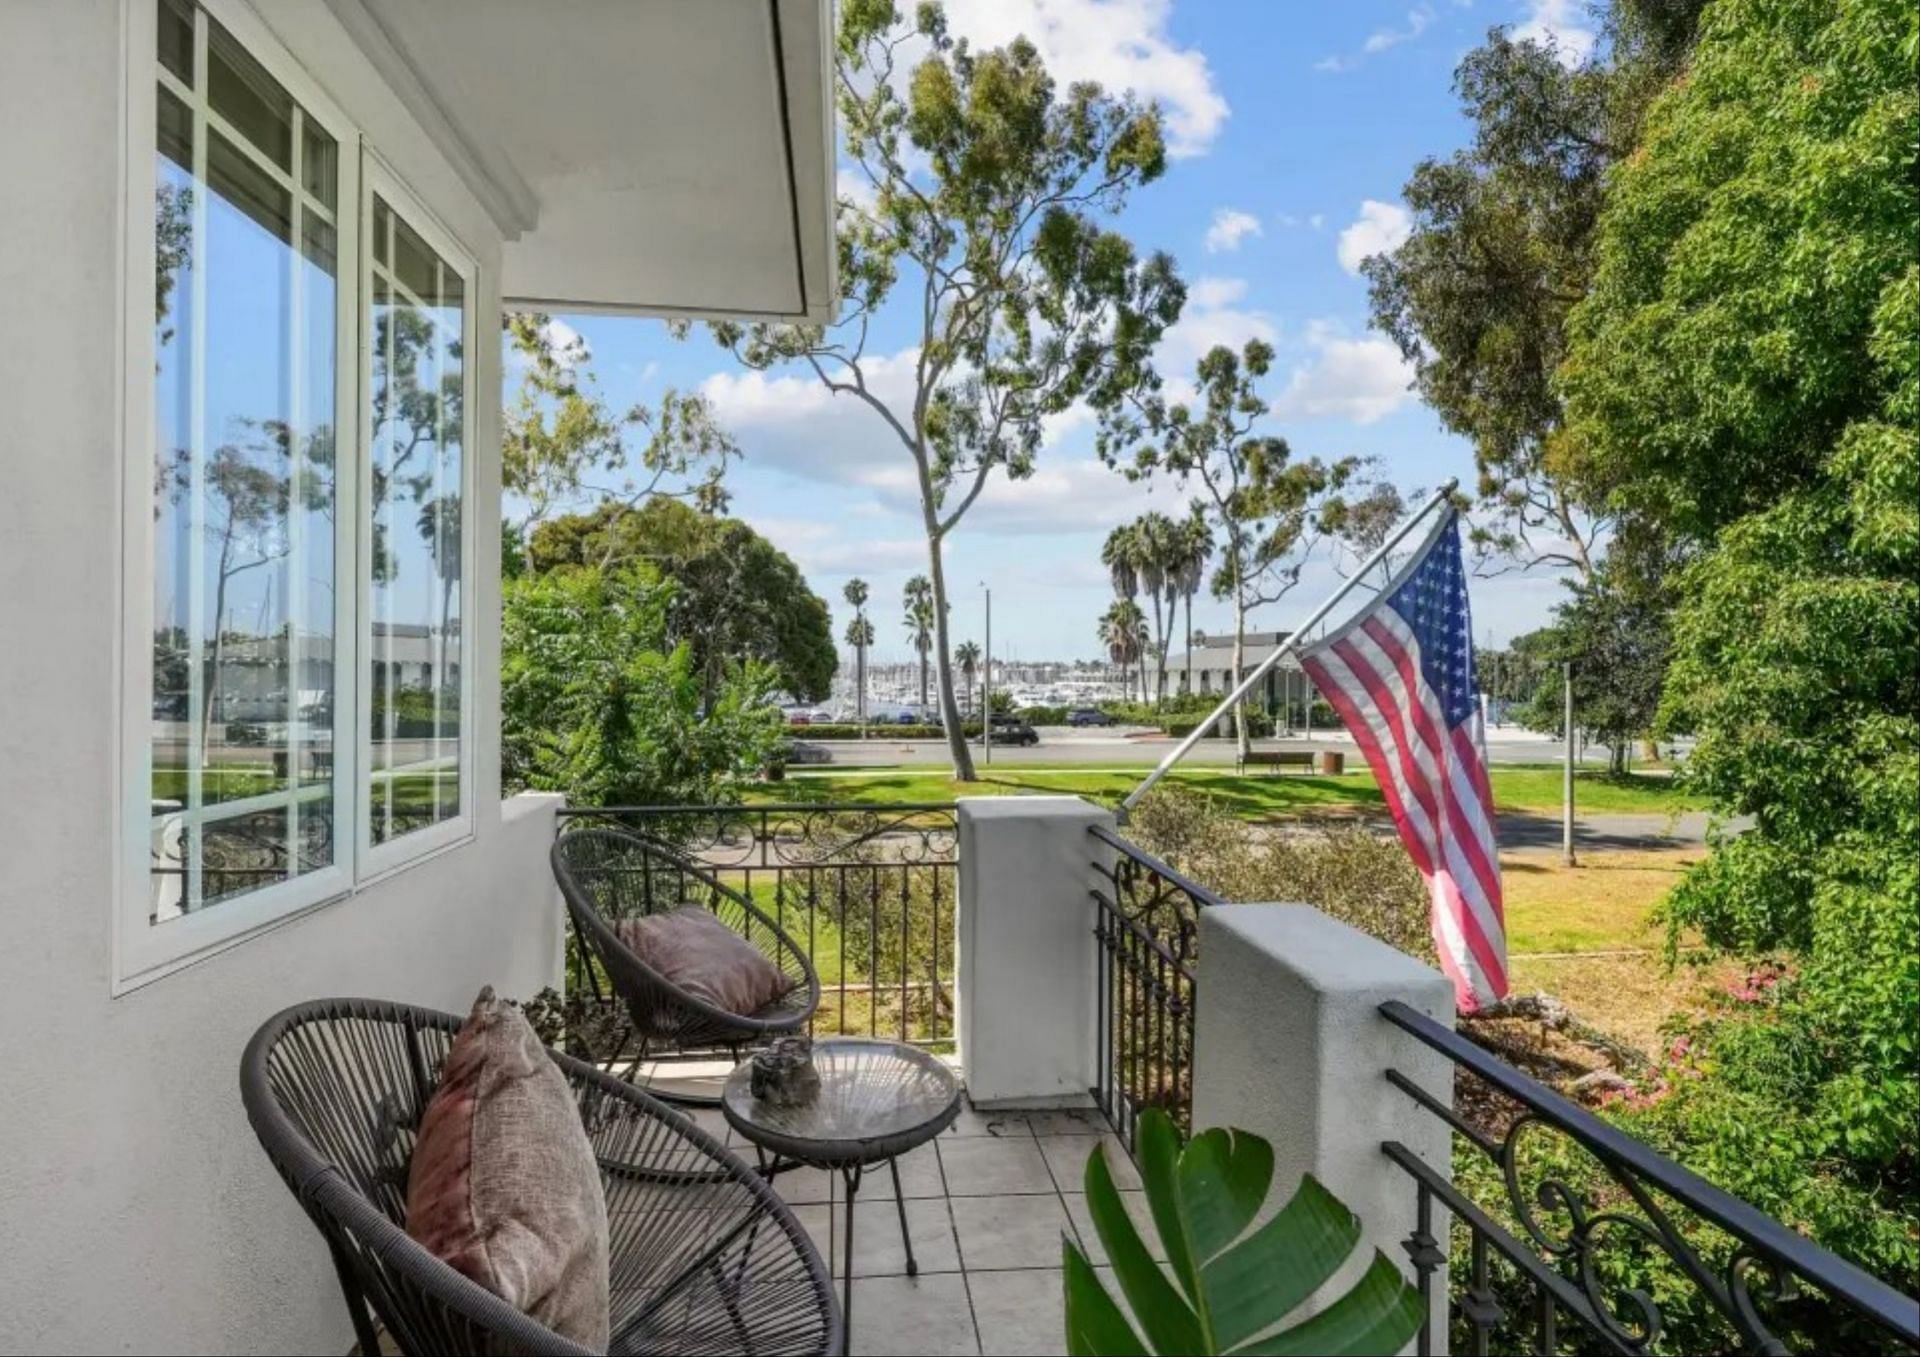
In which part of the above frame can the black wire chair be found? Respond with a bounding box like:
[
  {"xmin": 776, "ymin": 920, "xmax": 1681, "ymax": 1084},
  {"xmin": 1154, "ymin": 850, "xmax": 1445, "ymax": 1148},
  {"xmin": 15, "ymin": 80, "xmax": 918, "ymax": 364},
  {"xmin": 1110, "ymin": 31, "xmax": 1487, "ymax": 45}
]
[
  {"xmin": 241, "ymin": 997, "xmax": 840, "ymax": 1356},
  {"xmin": 551, "ymin": 828, "xmax": 822, "ymax": 1083}
]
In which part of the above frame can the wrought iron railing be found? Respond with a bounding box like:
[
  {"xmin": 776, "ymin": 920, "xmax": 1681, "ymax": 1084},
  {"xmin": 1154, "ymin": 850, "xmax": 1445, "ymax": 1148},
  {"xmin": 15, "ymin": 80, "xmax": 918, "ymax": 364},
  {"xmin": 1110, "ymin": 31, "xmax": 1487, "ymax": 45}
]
[
  {"xmin": 1379, "ymin": 999, "xmax": 1920, "ymax": 1356},
  {"xmin": 1088, "ymin": 823, "xmax": 1224, "ymax": 1156},
  {"xmin": 555, "ymin": 803, "xmax": 959, "ymax": 1049}
]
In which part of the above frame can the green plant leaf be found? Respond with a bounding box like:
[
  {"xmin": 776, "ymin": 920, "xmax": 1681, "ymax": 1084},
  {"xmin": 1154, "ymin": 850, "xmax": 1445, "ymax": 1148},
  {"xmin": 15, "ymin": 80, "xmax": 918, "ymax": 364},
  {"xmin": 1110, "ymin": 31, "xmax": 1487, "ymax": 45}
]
[
  {"xmin": 1065, "ymin": 1235, "xmax": 1150, "ymax": 1357},
  {"xmin": 1085, "ymin": 1137, "xmax": 1203, "ymax": 1355},
  {"xmin": 1178, "ymin": 1126, "xmax": 1274, "ymax": 1263},
  {"xmin": 1137, "ymin": 1109, "xmax": 1203, "ymax": 1307},
  {"xmin": 1070, "ymin": 1115, "xmax": 1425, "ymax": 1357},
  {"xmin": 1231, "ymin": 1253, "xmax": 1426, "ymax": 1356},
  {"xmin": 1203, "ymin": 1174, "xmax": 1362, "ymax": 1352}
]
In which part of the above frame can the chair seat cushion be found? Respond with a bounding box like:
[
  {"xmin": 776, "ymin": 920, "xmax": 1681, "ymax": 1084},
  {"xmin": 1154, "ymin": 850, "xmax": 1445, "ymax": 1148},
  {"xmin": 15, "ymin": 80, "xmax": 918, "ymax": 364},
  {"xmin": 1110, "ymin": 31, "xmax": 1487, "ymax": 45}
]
[
  {"xmin": 616, "ymin": 906, "xmax": 795, "ymax": 1016},
  {"xmin": 406, "ymin": 988, "xmax": 610, "ymax": 1350}
]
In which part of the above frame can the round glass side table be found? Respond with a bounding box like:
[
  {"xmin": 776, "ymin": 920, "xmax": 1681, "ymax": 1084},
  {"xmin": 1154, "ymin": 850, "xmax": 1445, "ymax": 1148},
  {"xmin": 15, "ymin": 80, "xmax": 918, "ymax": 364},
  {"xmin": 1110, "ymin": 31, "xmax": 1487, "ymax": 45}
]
[{"xmin": 722, "ymin": 1038, "xmax": 961, "ymax": 1354}]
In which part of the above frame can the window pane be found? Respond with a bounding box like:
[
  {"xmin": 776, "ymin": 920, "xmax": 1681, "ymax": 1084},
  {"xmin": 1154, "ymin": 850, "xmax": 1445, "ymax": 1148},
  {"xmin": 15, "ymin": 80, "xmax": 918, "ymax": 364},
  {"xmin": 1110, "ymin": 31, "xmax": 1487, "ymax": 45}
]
[
  {"xmin": 302, "ymin": 120, "xmax": 338, "ymax": 210},
  {"xmin": 207, "ymin": 15, "xmax": 291, "ymax": 170},
  {"xmin": 150, "ymin": 4, "xmax": 337, "ymax": 924},
  {"xmin": 369, "ymin": 194, "xmax": 464, "ymax": 847},
  {"xmin": 158, "ymin": 0, "xmax": 194, "ymax": 87}
]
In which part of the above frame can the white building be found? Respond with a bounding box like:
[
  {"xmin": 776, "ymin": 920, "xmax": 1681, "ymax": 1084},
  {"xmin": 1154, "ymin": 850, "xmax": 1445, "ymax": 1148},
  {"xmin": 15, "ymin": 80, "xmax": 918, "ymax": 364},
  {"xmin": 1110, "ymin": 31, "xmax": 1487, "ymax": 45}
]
[{"xmin": 0, "ymin": 2, "xmax": 834, "ymax": 1349}]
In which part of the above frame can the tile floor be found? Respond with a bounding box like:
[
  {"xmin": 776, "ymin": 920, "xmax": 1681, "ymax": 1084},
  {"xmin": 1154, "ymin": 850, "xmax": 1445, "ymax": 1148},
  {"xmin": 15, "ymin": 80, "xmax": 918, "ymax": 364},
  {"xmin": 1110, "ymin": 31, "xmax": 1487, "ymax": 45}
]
[{"xmin": 686, "ymin": 1100, "xmax": 1136, "ymax": 1356}]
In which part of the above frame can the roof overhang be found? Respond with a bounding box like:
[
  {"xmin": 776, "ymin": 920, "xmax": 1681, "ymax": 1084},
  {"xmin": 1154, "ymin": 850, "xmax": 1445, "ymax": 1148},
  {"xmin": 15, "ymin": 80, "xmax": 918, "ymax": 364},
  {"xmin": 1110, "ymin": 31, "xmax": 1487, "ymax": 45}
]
[{"xmin": 325, "ymin": 0, "xmax": 837, "ymax": 323}]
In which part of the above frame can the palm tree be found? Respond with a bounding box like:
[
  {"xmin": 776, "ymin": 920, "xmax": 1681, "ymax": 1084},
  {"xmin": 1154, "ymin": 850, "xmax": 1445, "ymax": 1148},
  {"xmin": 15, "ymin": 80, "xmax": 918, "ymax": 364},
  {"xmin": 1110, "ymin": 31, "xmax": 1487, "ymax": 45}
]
[
  {"xmin": 955, "ymin": 640, "xmax": 982, "ymax": 715},
  {"xmin": 1098, "ymin": 599, "xmax": 1149, "ymax": 703},
  {"xmin": 903, "ymin": 575, "xmax": 935, "ymax": 711},
  {"xmin": 1170, "ymin": 510, "xmax": 1214, "ymax": 699},
  {"xmin": 843, "ymin": 578, "xmax": 871, "ymax": 730},
  {"xmin": 1101, "ymin": 523, "xmax": 1141, "ymax": 602},
  {"xmin": 1130, "ymin": 511, "xmax": 1180, "ymax": 706}
]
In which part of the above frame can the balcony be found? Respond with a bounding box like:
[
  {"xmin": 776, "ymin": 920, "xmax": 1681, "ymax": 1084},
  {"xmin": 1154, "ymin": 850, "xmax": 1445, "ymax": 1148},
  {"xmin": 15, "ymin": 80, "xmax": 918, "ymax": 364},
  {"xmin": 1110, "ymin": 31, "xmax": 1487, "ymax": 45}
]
[{"xmin": 496, "ymin": 798, "xmax": 1916, "ymax": 1357}]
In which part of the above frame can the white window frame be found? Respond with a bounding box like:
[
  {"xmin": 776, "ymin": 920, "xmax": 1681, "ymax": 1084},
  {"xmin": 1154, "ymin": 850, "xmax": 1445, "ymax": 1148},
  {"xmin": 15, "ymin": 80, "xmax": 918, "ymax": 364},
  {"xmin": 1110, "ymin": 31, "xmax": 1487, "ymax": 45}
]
[
  {"xmin": 115, "ymin": 0, "xmax": 477, "ymax": 991},
  {"xmin": 356, "ymin": 154, "xmax": 478, "ymax": 880}
]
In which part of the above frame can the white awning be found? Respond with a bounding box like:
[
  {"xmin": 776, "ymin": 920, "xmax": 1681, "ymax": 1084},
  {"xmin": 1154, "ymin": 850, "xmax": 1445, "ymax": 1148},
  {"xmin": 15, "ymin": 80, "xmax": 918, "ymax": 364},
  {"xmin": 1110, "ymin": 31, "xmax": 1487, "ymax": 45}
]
[{"xmin": 327, "ymin": 0, "xmax": 835, "ymax": 321}]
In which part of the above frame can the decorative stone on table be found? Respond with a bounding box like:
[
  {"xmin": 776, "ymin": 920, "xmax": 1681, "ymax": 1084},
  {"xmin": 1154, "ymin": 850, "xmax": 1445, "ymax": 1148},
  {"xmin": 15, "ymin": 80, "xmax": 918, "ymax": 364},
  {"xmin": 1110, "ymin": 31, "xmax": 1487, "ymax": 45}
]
[{"xmin": 750, "ymin": 1036, "xmax": 820, "ymax": 1107}]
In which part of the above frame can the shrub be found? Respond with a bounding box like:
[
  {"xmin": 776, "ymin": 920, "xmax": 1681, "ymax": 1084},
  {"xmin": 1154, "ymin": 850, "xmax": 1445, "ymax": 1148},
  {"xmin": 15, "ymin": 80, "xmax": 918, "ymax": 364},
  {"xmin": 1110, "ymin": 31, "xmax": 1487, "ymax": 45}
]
[{"xmin": 1125, "ymin": 786, "xmax": 1432, "ymax": 963}]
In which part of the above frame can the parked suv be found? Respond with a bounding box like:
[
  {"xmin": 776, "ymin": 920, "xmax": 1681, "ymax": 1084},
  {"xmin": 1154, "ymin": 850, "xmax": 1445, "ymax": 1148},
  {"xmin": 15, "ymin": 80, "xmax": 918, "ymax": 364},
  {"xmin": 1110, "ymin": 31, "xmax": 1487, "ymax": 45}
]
[
  {"xmin": 1066, "ymin": 707, "xmax": 1114, "ymax": 727},
  {"xmin": 988, "ymin": 714, "xmax": 1040, "ymax": 746}
]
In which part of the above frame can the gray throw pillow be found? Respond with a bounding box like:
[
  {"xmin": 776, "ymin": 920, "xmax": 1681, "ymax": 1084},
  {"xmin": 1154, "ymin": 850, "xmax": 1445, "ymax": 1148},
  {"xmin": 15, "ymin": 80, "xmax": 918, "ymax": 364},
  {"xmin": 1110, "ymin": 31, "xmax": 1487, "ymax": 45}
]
[
  {"xmin": 616, "ymin": 906, "xmax": 794, "ymax": 1016},
  {"xmin": 406, "ymin": 988, "xmax": 610, "ymax": 1350}
]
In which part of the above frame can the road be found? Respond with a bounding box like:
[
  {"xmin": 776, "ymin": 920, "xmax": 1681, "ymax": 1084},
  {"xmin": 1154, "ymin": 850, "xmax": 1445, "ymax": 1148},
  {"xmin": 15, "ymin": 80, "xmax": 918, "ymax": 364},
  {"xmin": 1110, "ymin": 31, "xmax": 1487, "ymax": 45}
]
[{"xmin": 803, "ymin": 723, "xmax": 1624, "ymax": 769}]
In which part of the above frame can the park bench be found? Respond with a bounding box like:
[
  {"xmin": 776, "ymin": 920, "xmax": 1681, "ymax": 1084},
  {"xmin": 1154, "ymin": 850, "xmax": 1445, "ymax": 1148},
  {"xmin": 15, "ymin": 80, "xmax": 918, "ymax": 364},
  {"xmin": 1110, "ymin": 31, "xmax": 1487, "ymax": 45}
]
[{"xmin": 1236, "ymin": 749, "xmax": 1315, "ymax": 775}]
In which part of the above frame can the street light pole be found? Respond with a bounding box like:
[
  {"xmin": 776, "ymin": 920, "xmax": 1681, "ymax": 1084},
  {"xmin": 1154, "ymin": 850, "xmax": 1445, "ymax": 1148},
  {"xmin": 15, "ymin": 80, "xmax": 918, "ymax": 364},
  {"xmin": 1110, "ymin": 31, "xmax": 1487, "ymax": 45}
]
[
  {"xmin": 981, "ymin": 583, "xmax": 992, "ymax": 766},
  {"xmin": 1563, "ymin": 660, "xmax": 1577, "ymax": 867}
]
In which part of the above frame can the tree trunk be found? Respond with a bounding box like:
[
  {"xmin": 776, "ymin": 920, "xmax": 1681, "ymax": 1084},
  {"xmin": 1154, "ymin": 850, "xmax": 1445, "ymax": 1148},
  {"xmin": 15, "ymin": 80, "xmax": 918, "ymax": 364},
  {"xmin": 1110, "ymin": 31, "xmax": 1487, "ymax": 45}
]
[
  {"xmin": 856, "ymin": 643, "xmax": 866, "ymax": 737},
  {"xmin": 1227, "ymin": 537, "xmax": 1252, "ymax": 758},
  {"xmin": 1183, "ymin": 590, "xmax": 1194, "ymax": 699},
  {"xmin": 1148, "ymin": 590, "xmax": 1166, "ymax": 707},
  {"xmin": 922, "ymin": 527, "xmax": 977, "ymax": 780}
]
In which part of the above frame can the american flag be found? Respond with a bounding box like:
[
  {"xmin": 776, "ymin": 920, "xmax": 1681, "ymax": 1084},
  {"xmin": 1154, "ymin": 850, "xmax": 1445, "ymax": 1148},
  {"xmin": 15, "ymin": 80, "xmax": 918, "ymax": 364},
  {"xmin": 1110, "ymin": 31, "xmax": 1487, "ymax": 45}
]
[{"xmin": 1301, "ymin": 511, "xmax": 1508, "ymax": 1011}]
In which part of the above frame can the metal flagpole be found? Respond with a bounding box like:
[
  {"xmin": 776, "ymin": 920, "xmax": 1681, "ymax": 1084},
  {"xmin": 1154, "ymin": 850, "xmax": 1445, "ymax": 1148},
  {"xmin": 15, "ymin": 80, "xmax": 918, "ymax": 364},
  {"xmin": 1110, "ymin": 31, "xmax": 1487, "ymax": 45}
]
[{"xmin": 1118, "ymin": 479, "xmax": 1459, "ymax": 820}]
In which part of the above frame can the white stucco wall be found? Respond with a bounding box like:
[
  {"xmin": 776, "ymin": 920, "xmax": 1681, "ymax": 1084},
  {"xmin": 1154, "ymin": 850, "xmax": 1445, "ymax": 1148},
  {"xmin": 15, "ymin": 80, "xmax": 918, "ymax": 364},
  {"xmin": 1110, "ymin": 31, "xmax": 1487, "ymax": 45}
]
[{"xmin": 0, "ymin": 3, "xmax": 558, "ymax": 1352}]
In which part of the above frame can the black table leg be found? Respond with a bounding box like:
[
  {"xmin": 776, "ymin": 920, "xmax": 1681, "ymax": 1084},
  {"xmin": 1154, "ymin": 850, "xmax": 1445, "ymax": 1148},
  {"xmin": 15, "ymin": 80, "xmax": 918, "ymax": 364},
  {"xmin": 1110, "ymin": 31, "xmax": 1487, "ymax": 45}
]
[
  {"xmin": 840, "ymin": 1164, "xmax": 860, "ymax": 1357},
  {"xmin": 889, "ymin": 1156, "xmax": 918, "ymax": 1276}
]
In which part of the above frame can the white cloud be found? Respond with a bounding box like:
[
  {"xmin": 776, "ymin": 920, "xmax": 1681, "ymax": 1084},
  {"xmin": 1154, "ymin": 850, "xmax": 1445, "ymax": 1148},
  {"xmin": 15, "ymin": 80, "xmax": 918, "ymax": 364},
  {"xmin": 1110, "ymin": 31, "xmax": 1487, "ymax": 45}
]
[
  {"xmin": 1317, "ymin": 3, "xmax": 1437, "ymax": 72},
  {"xmin": 1205, "ymin": 207, "xmax": 1262, "ymax": 254},
  {"xmin": 1363, "ymin": 4, "xmax": 1436, "ymax": 53},
  {"xmin": 1309, "ymin": 213, "xmax": 1326, "ymax": 231},
  {"xmin": 1514, "ymin": 0, "xmax": 1597, "ymax": 66},
  {"xmin": 941, "ymin": 0, "xmax": 1229, "ymax": 157},
  {"xmin": 836, "ymin": 165, "xmax": 878, "ymax": 216},
  {"xmin": 700, "ymin": 346, "xmax": 1166, "ymax": 536},
  {"xmin": 753, "ymin": 516, "xmax": 927, "ymax": 576},
  {"xmin": 1336, "ymin": 200, "xmax": 1412, "ymax": 274},
  {"xmin": 1188, "ymin": 275, "xmax": 1248, "ymax": 309},
  {"xmin": 1273, "ymin": 323, "xmax": 1416, "ymax": 425}
]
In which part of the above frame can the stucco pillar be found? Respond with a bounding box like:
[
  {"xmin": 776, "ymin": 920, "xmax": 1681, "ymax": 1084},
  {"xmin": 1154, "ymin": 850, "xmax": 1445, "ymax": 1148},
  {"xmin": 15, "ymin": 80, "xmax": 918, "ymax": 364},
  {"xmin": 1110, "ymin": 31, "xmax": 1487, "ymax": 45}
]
[
  {"xmin": 1193, "ymin": 904, "xmax": 1454, "ymax": 1348},
  {"xmin": 957, "ymin": 796, "xmax": 1113, "ymax": 1106}
]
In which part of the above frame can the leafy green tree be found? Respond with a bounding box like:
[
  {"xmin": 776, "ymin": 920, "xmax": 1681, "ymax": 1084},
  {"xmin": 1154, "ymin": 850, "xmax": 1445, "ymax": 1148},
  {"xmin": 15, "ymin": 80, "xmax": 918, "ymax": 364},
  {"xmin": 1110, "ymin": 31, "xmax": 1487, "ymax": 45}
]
[
  {"xmin": 501, "ymin": 313, "xmax": 736, "ymax": 549},
  {"xmin": 1507, "ymin": 529, "xmax": 1677, "ymax": 770},
  {"xmin": 1559, "ymin": 0, "xmax": 1918, "ymax": 1295},
  {"xmin": 500, "ymin": 564, "xmax": 783, "ymax": 807},
  {"xmin": 696, "ymin": 0, "xmax": 1184, "ymax": 779},
  {"xmin": 1101, "ymin": 340, "xmax": 1357, "ymax": 755},
  {"xmin": 528, "ymin": 498, "xmax": 836, "ymax": 703},
  {"xmin": 1363, "ymin": 4, "xmax": 1709, "ymax": 577}
]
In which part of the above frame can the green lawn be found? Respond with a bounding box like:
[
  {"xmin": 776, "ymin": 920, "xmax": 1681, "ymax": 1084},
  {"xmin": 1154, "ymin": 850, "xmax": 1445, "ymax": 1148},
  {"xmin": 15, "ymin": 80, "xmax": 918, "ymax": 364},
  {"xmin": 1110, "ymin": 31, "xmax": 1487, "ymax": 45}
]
[{"xmin": 758, "ymin": 764, "xmax": 1703, "ymax": 819}]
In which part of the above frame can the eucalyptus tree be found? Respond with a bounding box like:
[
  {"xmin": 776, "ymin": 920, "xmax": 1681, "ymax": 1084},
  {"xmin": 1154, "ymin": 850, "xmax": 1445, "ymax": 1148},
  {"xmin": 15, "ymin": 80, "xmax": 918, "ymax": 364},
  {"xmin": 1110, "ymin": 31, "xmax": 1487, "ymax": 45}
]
[
  {"xmin": 903, "ymin": 575, "xmax": 935, "ymax": 711},
  {"xmin": 695, "ymin": 0, "xmax": 1183, "ymax": 779},
  {"xmin": 1100, "ymin": 340, "xmax": 1356, "ymax": 755},
  {"xmin": 501, "ymin": 313, "xmax": 736, "ymax": 553},
  {"xmin": 843, "ymin": 577, "xmax": 873, "ymax": 729}
]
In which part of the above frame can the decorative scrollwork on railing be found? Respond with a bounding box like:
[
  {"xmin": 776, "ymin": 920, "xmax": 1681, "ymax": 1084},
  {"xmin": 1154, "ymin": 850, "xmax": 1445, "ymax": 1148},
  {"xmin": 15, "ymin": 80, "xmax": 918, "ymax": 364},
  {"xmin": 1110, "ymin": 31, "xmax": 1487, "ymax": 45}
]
[
  {"xmin": 557, "ymin": 803, "xmax": 961, "ymax": 1049},
  {"xmin": 1378, "ymin": 999, "xmax": 1920, "ymax": 1357},
  {"xmin": 1088, "ymin": 826, "xmax": 1219, "ymax": 1154}
]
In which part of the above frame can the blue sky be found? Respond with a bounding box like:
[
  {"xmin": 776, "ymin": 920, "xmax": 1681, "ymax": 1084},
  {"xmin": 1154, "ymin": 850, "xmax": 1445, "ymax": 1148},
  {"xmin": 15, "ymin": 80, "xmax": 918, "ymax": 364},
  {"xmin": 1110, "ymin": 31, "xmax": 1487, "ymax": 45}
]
[{"xmin": 532, "ymin": 0, "xmax": 1593, "ymax": 665}]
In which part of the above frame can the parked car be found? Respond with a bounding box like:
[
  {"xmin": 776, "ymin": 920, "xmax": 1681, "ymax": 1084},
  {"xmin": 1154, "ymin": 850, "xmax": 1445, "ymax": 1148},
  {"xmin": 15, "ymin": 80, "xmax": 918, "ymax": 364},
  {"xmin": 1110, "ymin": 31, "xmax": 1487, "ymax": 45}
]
[
  {"xmin": 1067, "ymin": 707, "xmax": 1114, "ymax": 727},
  {"xmin": 785, "ymin": 740, "xmax": 832, "ymax": 765},
  {"xmin": 783, "ymin": 707, "xmax": 813, "ymax": 726},
  {"xmin": 988, "ymin": 714, "xmax": 1039, "ymax": 746}
]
